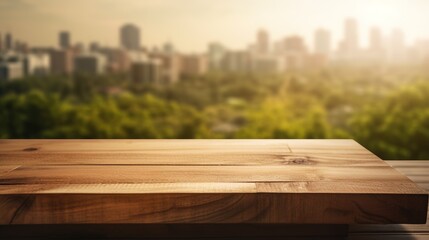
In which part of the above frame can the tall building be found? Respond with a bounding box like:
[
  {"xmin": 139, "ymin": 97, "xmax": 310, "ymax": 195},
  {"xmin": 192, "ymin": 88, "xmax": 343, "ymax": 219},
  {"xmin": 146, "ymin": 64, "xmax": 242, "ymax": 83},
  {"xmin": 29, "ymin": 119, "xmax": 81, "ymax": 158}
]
[
  {"xmin": 5, "ymin": 33, "xmax": 13, "ymax": 50},
  {"xmin": 120, "ymin": 24, "xmax": 141, "ymax": 50},
  {"xmin": 50, "ymin": 49, "xmax": 74, "ymax": 75},
  {"xmin": 207, "ymin": 42, "xmax": 226, "ymax": 71},
  {"xmin": 221, "ymin": 50, "xmax": 252, "ymax": 73},
  {"xmin": 23, "ymin": 53, "xmax": 50, "ymax": 76},
  {"xmin": 99, "ymin": 48, "xmax": 131, "ymax": 73},
  {"xmin": 131, "ymin": 59, "xmax": 163, "ymax": 83},
  {"xmin": 179, "ymin": 54, "xmax": 208, "ymax": 77},
  {"xmin": 344, "ymin": 18, "xmax": 359, "ymax": 52},
  {"xmin": 283, "ymin": 36, "xmax": 308, "ymax": 70},
  {"xmin": 314, "ymin": 28, "xmax": 331, "ymax": 57},
  {"xmin": 0, "ymin": 53, "xmax": 24, "ymax": 81},
  {"xmin": 59, "ymin": 31, "xmax": 71, "ymax": 49},
  {"xmin": 256, "ymin": 29, "xmax": 269, "ymax": 55},
  {"xmin": 163, "ymin": 42, "xmax": 174, "ymax": 55},
  {"xmin": 74, "ymin": 53, "xmax": 107, "ymax": 75},
  {"xmin": 0, "ymin": 33, "xmax": 3, "ymax": 51},
  {"xmin": 388, "ymin": 28, "xmax": 407, "ymax": 64},
  {"xmin": 369, "ymin": 27, "xmax": 383, "ymax": 51},
  {"xmin": 337, "ymin": 18, "xmax": 360, "ymax": 62}
]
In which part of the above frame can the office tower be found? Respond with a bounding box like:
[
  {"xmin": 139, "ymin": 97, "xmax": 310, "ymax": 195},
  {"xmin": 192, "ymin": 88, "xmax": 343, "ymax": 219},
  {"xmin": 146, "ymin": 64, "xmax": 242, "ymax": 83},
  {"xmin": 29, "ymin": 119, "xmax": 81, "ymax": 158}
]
[
  {"xmin": 50, "ymin": 49, "xmax": 74, "ymax": 75},
  {"xmin": 23, "ymin": 53, "xmax": 50, "ymax": 76},
  {"xmin": 131, "ymin": 59, "xmax": 163, "ymax": 83},
  {"xmin": 314, "ymin": 28, "xmax": 331, "ymax": 56},
  {"xmin": 344, "ymin": 18, "xmax": 359, "ymax": 53},
  {"xmin": 59, "ymin": 31, "xmax": 71, "ymax": 49},
  {"xmin": 283, "ymin": 36, "xmax": 308, "ymax": 70},
  {"xmin": 284, "ymin": 36, "xmax": 307, "ymax": 53},
  {"xmin": 221, "ymin": 50, "xmax": 252, "ymax": 73},
  {"xmin": 89, "ymin": 42, "xmax": 100, "ymax": 52},
  {"xmin": 207, "ymin": 42, "xmax": 226, "ymax": 71},
  {"xmin": 369, "ymin": 27, "xmax": 383, "ymax": 51},
  {"xmin": 74, "ymin": 53, "xmax": 107, "ymax": 75},
  {"xmin": 120, "ymin": 24, "xmax": 141, "ymax": 50},
  {"xmin": 0, "ymin": 53, "xmax": 24, "ymax": 80},
  {"xmin": 179, "ymin": 54, "xmax": 208, "ymax": 77},
  {"xmin": 256, "ymin": 29, "xmax": 269, "ymax": 55},
  {"xmin": 163, "ymin": 42, "xmax": 174, "ymax": 55},
  {"xmin": 5, "ymin": 33, "xmax": 13, "ymax": 50},
  {"xmin": 0, "ymin": 33, "xmax": 3, "ymax": 51},
  {"xmin": 388, "ymin": 28, "xmax": 406, "ymax": 64},
  {"xmin": 99, "ymin": 48, "xmax": 131, "ymax": 73}
]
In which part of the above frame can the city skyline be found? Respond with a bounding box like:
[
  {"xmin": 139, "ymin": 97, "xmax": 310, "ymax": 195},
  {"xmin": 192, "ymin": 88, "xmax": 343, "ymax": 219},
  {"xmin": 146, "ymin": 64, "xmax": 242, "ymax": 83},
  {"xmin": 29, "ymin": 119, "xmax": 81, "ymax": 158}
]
[{"xmin": 1, "ymin": 0, "xmax": 429, "ymax": 52}]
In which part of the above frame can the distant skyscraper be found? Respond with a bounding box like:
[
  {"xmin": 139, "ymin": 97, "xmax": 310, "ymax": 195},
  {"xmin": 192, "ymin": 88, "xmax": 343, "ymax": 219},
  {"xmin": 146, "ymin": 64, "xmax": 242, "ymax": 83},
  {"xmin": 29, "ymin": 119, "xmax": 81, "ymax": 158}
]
[
  {"xmin": 120, "ymin": 24, "xmax": 141, "ymax": 50},
  {"xmin": 284, "ymin": 36, "xmax": 307, "ymax": 53},
  {"xmin": 0, "ymin": 33, "xmax": 3, "ymax": 51},
  {"xmin": 314, "ymin": 28, "xmax": 331, "ymax": 56},
  {"xmin": 343, "ymin": 18, "xmax": 359, "ymax": 54},
  {"xmin": 74, "ymin": 53, "xmax": 106, "ymax": 75},
  {"xmin": 256, "ymin": 29, "xmax": 269, "ymax": 55},
  {"xmin": 132, "ymin": 59, "xmax": 163, "ymax": 83},
  {"xmin": 50, "ymin": 49, "xmax": 74, "ymax": 75},
  {"xmin": 59, "ymin": 31, "xmax": 71, "ymax": 49},
  {"xmin": 388, "ymin": 28, "xmax": 407, "ymax": 64},
  {"xmin": 208, "ymin": 42, "xmax": 225, "ymax": 71},
  {"xmin": 369, "ymin": 27, "xmax": 383, "ymax": 51},
  {"xmin": 5, "ymin": 33, "xmax": 13, "ymax": 50},
  {"xmin": 163, "ymin": 42, "xmax": 174, "ymax": 55}
]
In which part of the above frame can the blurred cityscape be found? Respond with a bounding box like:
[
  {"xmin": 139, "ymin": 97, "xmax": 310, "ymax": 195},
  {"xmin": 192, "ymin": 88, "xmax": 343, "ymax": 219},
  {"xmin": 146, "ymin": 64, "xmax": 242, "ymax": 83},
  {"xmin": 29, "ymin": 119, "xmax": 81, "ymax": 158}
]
[{"xmin": 1, "ymin": 18, "xmax": 429, "ymax": 81}]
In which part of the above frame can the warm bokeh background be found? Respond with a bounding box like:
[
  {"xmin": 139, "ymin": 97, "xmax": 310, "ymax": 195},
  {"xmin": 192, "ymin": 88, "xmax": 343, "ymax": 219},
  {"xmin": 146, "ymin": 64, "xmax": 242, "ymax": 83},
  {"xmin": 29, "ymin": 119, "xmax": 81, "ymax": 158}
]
[{"xmin": 1, "ymin": 0, "xmax": 429, "ymax": 160}]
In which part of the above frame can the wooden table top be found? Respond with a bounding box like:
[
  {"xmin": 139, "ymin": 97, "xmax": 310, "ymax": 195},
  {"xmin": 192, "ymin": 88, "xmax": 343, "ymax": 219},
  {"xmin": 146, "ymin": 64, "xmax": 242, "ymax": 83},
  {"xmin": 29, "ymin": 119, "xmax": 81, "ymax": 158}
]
[{"xmin": 0, "ymin": 139, "xmax": 427, "ymax": 225}]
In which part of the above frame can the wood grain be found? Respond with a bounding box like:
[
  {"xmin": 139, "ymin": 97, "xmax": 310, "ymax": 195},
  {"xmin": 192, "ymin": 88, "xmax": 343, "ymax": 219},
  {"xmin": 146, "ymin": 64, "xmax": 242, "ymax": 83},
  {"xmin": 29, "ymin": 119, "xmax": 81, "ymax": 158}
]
[{"xmin": 0, "ymin": 140, "xmax": 427, "ymax": 226}]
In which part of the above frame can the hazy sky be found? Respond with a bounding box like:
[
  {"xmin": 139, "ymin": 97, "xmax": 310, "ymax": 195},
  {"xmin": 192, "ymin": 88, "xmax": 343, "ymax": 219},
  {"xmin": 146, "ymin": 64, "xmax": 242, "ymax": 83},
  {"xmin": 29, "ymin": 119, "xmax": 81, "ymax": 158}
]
[{"xmin": 1, "ymin": 0, "xmax": 429, "ymax": 52}]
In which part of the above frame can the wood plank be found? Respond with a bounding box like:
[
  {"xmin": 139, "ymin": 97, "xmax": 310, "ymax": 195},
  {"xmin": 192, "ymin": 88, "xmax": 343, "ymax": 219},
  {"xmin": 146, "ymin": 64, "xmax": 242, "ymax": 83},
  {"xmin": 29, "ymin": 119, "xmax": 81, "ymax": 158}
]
[
  {"xmin": 0, "ymin": 140, "xmax": 426, "ymax": 227},
  {"xmin": 0, "ymin": 193, "xmax": 426, "ymax": 224},
  {"xmin": 0, "ymin": 152, "xmax": 384, "ymax": 166},
  {"xmin": 0, "ymin": 165, "xmax": 414, "ymax": 184},
  {"xmin": 0, "ymin": 139, "xmax": 291, "ymax": 153},
  {"xmin": 287, "ymin": 140, "xmax": 372, "ymax": 154},
  {"xmin": 0, "ymin": 181, "xmax": 424, "ymax": 194},
  {"xmin": 387, "ymin": 160, "xmax": 429, "ymax": 168},
  {"xmin": 0, "ymin": 224, "xmax": 349, "ymax": 240}
]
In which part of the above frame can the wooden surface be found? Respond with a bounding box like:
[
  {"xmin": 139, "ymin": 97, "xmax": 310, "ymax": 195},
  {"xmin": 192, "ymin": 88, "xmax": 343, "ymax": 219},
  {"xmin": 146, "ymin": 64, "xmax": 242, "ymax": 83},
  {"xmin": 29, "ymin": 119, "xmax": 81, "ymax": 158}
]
[
  {"xmin": 349, "ymin": 160, "xmax": 429, "ymax": 239},
  {"xmin": 0, "ymin": 139, "xmax": 427, "ymax": 225}
]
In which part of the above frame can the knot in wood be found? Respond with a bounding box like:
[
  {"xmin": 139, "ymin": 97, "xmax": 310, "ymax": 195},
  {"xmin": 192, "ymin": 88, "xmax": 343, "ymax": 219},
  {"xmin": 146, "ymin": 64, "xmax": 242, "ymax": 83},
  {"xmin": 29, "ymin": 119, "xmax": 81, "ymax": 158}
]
[
  {"xmin": 23, "ymin": 147, "xmax": 39, "ymax": 152},
  {"xmin": 283, "ymin": 156, "xmax": 311, "ymax": 165}
]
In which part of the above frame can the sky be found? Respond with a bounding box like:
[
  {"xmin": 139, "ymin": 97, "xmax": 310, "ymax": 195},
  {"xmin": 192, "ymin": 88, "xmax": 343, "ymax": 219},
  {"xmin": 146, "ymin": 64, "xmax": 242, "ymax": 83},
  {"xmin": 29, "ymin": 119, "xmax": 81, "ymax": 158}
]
[{"xmin": 0, "ymin": 0, "xmax": 429, "ymax": 52}]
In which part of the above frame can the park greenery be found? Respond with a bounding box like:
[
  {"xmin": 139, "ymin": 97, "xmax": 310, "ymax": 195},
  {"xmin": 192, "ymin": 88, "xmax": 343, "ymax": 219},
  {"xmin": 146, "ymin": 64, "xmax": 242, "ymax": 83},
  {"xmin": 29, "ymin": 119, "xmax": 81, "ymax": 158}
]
[{"xmin": 1, "ymin": 65, "xmax": 429, "ymax": 160}]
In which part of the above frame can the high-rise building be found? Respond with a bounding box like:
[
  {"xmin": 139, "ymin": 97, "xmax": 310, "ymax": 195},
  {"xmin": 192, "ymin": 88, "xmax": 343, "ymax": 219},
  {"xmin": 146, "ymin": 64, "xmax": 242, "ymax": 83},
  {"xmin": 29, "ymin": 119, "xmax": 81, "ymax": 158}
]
[
  {"xmin": 131, "ymin": 59, "xmax": 163, "ymax": 83},
  {"xmin": 89, "ymin": 42, "xmax": 100, "ymax": 52},
  {"xmin": 163, "ymin": 42, "xmax": 175, "ymax": 55},
  {"xmin": 99, "ymin": 48, "xmax": 131, "ymax": 73},
  {"xmin": 23, "ymin": 53, "xmax": 50, "ymax": 76},
  {"xmin": 50, "ymin": 49, "xmax": 74, "ymax": 75},
  {"xmin": 179, "ymin": 54, "xmax": 208, "ymax": 77},
  {"xmin": 344, "ymin": 18, "xmax": 359, "ymax": 53},
  {"xmin": 5, "ymin": 33, "xmax": 13, "ymax": 50},
  {"xmin": 388, "ymin": 28, "xmax": 407, "ymax": 64},
  {"xmin": 369, "ymin": 27, "xmax": 383, "ymax": 51},
  {"xmin": 314, "ymin": 28, "xmax": 331, "ymax": 57},
  {"xmin": 74, "ymin": 53, "xmax": 107, "ymax": 75},
  {"xmin": 59, "ymin": 31, "xmax": 71, "ymax": 49},
  {"xmin": 0, "ymin": 33, "xmax": 3, "ymax": 51},
  {"xmin": 0, "ymin": 53, "xmax": 24, "ymax": 80},
  {"xmin": 221, "ymin": 50, "xmax": 252, "ymax": 73},
  {"xmin": 207, "ymin": 42, "xmax": 226, "ymax": 71},
  {"xmin": 120, "ymin": 24, "xmax": 141, "ymax": 50},
  {"xmin": 283, "ymin": 36, "xmax": 308, "ymax": 70},
  {"xmin": 256, "ymin": 29, "xmax": 269, "ymax": 55}
]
